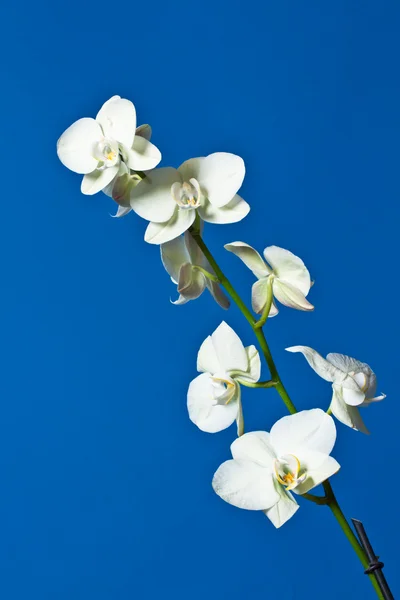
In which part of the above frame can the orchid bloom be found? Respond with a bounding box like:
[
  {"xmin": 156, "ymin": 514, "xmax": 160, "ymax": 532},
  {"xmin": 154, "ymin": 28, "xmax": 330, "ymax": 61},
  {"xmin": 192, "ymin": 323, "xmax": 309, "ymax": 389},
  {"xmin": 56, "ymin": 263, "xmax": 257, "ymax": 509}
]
[
  {"xmin": 212, "ymin": 409, "xmax": 340, "ymax": 528},
  {"xmin": 57, "ymin": 96, "xmax": 161, "ymax": 196},
  {"xmin": 103, "ymin": 125, "xmax": 156, "ymax": 218},
  {"xmin": 160, "ymin": 231, "xmax": 229, "ymax": 308},
  {"xmin": 187, "ymin": 322, "xmax": 260, "ymax": 434},
  {"xmin": 286, "ymin": 346, "xmax": 386, "ymax": 434},
  {"xmin": 129, "ymin": 153, "xmax": 250, "ymax": 245},
  {"xmin": 224, "ymin": 242, "xmax": 314, "ymax": 316}
]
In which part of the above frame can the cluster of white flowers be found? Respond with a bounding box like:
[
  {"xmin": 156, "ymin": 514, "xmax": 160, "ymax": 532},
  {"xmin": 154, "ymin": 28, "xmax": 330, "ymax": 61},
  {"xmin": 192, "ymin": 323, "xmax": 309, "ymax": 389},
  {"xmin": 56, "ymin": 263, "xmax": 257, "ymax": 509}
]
[{"xmin": 57, "ymin": 96, "xmax": 386, "ymax": 529}]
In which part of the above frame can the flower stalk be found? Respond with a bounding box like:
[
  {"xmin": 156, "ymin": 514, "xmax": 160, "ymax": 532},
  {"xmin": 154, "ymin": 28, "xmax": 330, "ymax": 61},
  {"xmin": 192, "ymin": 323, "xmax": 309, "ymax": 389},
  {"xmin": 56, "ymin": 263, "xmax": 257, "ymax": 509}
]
[{"xmin": 189, "ymin": 226, "xmax": 385, "ymax": 599}]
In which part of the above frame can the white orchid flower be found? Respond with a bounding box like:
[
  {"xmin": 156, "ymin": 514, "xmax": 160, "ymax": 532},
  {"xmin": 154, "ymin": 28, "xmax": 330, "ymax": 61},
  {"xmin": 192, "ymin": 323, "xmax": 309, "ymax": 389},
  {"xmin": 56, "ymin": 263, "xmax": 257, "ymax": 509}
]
[
  {"xmin": 187, "ymin": 322, "xmax": 260, "ymax": 434},
  {"xmin": 286, "ymin": 346, "xmax": 386, "ymax": 434},
  {"xmin": 102, "ymin": 126, "xmax": 156, "ymax": 218},
  {"xmin": 57, "ymin": 96, "xmax": 161, "ymax": 196},
  {"xmin": 130, "ymin": 153, "xmax": 250, "ymax": 245},
  {"xmin": 224, "ymin": 242, "xmax": 314, "ymax": 317},
  {"xmin": 212, "ymin": 409, "xmax": 340, "ymax": 528},
  {"xmin": 160, "ymin": 231, "xmax": 229, "ymax": 308}
]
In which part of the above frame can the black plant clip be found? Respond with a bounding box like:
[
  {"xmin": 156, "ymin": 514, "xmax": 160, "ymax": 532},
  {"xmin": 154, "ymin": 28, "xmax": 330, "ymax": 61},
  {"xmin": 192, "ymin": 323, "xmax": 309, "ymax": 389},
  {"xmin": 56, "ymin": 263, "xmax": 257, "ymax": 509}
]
[{"xmin": 352, "ymin": 518, "xmax": 394, "ymax": 600}]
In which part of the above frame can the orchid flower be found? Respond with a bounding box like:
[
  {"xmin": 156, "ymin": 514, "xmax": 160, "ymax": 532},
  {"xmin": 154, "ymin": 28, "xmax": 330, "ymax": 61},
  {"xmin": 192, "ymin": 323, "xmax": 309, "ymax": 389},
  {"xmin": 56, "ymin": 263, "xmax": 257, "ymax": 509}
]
[
  {"xmin": 187, "ymin": 322, "xmax": 260, "ymax": 434},
  {"xmin": 129, "ymin": 153, "xmax": 250, "ymax": 244},
  {"xmin": 57, "ymin": 96, "xmax": 161, "ymax": 196},
  {"xmin": 212, "ymin": 409, "xmax": 340, "ymax": 528},
  {"xmin": 160, "ymin": 231, "xmax": 229, "ymax": 308},
  {"xmin": 286, "ymin": 346, "xmax": 386, "ymax": 434},
  {"xmin": 224, "ymin": 242, "xmax": 314, "ymax": 316}
]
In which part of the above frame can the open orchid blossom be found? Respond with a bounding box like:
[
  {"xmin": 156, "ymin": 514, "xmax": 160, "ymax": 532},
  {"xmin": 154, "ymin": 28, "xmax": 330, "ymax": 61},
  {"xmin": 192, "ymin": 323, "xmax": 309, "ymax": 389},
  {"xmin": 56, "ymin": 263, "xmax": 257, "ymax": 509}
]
[
  {"xmin": 103, "ymin": 124, "xmax": 158, "ymax": 218},
  {"xmin": 57, "ymin": 96, "xmax": 161, "ymax": 196},
  {"xmin": 212, "ymin": 409, "xmax": 340, "ymax": 528},
  {"xmin": 187, "ymin": 322, "xmax": 260, "ymax": 434},
  {"xmin": 286, "ymin": 346, "xmax": 386, "ymax": 434},
  {"xmin": 160, "ymin": 231, "xmax": 229, "ymax": 308},
  {"xmin": 130, "ymin": 153, "xmax": 250, "ymax": 245},
  {"xmin": 224, "ymin": 242, "xmax": 314, "ymax": 316}
]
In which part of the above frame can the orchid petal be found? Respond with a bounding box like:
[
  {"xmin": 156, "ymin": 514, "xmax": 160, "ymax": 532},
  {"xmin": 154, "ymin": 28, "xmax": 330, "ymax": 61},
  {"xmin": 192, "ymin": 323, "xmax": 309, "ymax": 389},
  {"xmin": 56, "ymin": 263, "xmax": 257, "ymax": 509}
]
[
  {"xmin": 187, "ymin": 373, "xmax": 239, "ymax": 433},
  {"xmin": 230, "ymin": 431, "xmax": 276, "ymax": 465},
  {"xmin": 57, "ymin": 117, "xmax": 102, "ymax": 174},
  {"xmin": 285, "ymin": 346, "xmax": 345, "ymax": 383},
  {"xmin": 263, "ymin": 246, "xmax": 311, "ymax": 296},
  {"xmin": 205, "ymin": 280, "xmax": 230, "ymax": 309},
  {"xmin": 135, "ymin": 124, "xmax": 152, "ymax": 141},
  {"xmin": 198, "ymin": 195, "xmax": 250, "ymax": 224},
  {"xmin": 144, "ymin": 208, "xmax": 196, "ymax": 245},
  {"xmin": 177, "ymin": 263, "xmax": 206, "ymax": 300},
  {"xmin": 270, "ymin": 409, "xmax": 337, "ymax": 457},
  {"xmin": 212, "ymin": 459, "xmax": 278, "ymax": 510},
  {"xmin": 272, "ymin": 279, "xmax": 314, "ymax": 311},
  {"xmin": 210, "ymin": 321, "xmax": 248, "ymax": 373},
  {"xmin": 96, "ymin": 95, "xmax": 136, "ymax": 148},
  {"xmin": 130, "ymin": 168, "xmax": 179, "ymax": 223},
  {"xmin": 127, "ymin": 136, "xmax": 162, "ymax": 171},
  {"xmin": 111, "ymin": 205, "xmax": 132, "ymax": 218},
  {"xmin": 330, "ymin": 388, "xmax": 370, "ymax": 434},
  {"xmin": 264, "ymin": 481, "xmax": 299, "ymax": 528},
  {"xmin": 160, "ymin": 236, "xmax": 190, "ymax": 284},
  {"xmin": 224, "ymin": 242, "xmax": 270, "ymax": 279},
  {"xmin": 293, "ymin": 451, "xmax": 340, "ymax": 494},
  {"xmin": 81, "ymin": 165, "xmax": 119, "ymax": 195}
]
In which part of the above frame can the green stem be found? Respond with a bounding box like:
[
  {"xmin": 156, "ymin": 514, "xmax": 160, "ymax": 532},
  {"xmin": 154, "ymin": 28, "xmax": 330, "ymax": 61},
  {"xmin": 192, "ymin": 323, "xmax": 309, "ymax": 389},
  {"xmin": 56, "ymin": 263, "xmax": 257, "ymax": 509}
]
[
  {"xmin": 189, "ymin": 228, "xmax": 383, "ymax": 599},
  {"xmin": 192, "ymin": 265, "xmax": 219, "ymax": 282},
  {"xmin": 236, "ymin": 379, "xmax": 277, "ymax": 389},
  {"xmin": 323, "ymin": 482, "xmax": 384, "ymax": 599}
]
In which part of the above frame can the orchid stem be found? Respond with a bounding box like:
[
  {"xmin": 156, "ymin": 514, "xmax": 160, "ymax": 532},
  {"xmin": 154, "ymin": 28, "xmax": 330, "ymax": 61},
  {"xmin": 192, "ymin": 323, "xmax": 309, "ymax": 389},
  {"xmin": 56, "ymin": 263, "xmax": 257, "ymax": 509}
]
[
  {"xmin": 192, "ymin": 265, "xmax": 219, "ymax": 282},
  {"xmin": 188, "ymin": 227, "xmax": 384, "ymax": 599},
  {"xmin": 237, "ymin": 379, "xmax": 277, "ymax": 389}
]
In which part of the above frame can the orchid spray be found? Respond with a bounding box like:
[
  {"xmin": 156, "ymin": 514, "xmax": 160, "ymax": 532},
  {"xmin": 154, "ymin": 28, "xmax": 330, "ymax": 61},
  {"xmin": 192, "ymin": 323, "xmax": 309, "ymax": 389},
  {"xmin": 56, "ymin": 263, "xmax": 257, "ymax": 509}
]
[{"xmin": 57, "ymin": 95, "xmax": 392, "ymax": 599}]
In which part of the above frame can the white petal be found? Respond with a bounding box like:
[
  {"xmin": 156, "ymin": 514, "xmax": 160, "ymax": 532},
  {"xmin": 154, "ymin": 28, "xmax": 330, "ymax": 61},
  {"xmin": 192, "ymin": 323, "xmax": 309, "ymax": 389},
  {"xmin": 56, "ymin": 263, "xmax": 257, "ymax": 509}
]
[
  {"xmin": 242, "ymin": 345, "xmax": 261, "ymax": 382},
  {"xmin": 81, "ymin": 165, "xmax": 119, "ymax": 195},
  {"xmin": 270, "ymin": 408, "xmax": 337, "ymax": 457},
  {"xmin": 194, "ymin": 152, "xmax": 245, "ymax": 208},
  {"xmin": 205, "ymin": 280, "xmax": 230, "ymax": 310},
  {"xmin": 330, "ymin": 388, "xmax": 370, "ymax": 434},
  {"xmin": 198, "ymin": 195, "xmax": 250, "ymax": 224},
  {"xmin": 285, "ymin": 346, "xmax": 345, "ymax": 383},
  {"xmin": 177, "ymin": 157, "xmax": 205, "ymax": 181},
  {"xmin": 263, "ymin": 246, "xmax": 311, "ymax": 296},
  {"xmin": 341, "ymin": 386, "xmax": 366, "ymax": 407},
  {"xmin": 187, "ymin": 373, "xmax": 239, "ymax": 433},
  {"xmin": 210, "ymin": 321, "xmax": 248, "ymax": 373},
  {"xmin": 224, "ymin": 242, "xmax": 270, "ymax": 279},
  {"xmin": 230, "ymin": 431, "xmax": 276, "ymax": 465},
  {"xmin": 252, "ymin": 278, "xmax": 270, "ymax": 315},
  {"xmin": 96, "ymin": 95, "xmax": 136, "ymax": 148},
  {"xmin": 57, "ymin": 117, "xmax": 102, "ymax": 174},
  {"xmin": 264, "ymin": 481, "xmax": 299, "ymax": 528},
  {"xmin": 293, "ymin": 451, "xmax": 340, "ymax": 494},
  {"xmin": 112, "ymin": 205, "xmax": 132, "ymax": 218},
  {"xmin": 135, "ymin": 124, "xmax": 152, "ymax": 141},
  {"xmin": 126, "ymin": 136, "xmax": 162, "ymax": 171},
  {"xmin": 130, "ymin": 168, "xmax": 179, "ymax": 223},
  {"xmin": 327, "ymin": 353, "xmax": 378, "ymax": 399},
  {"xmin": 160, "ymin": 235, "xmax": 190, "ymax": 283},
  {"xmin": 144, "ymin": 208, "xmax": 196, "ymax": 245},
  {"xmin": 326, "ymin": 353, "xmax": 368, "ymax": 374},
  {"xmin": 184, "ymin": 229, "xmax": 203, "ymax": 265},
  {"xmin": 212, "ymin": 459, "xmax": 278, "ymax": 510},
  {"xmin": 178, "ymin": 263, "xmax": 206, "ymax": 300},
  {"xmin": 197, "ymin": 334, "xmax": 222, "ymax": 374},
  {"xmin": 272, "ymin": 279, "xmax": 314, "ymax": 311}
]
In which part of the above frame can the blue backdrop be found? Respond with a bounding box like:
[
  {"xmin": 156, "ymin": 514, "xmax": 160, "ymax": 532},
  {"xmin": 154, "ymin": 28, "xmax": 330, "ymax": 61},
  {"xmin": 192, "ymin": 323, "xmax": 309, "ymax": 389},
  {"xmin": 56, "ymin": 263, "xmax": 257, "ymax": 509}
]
[{"xmin": 1, "ymin": 1, "xmax": 399, "ymax": 598}]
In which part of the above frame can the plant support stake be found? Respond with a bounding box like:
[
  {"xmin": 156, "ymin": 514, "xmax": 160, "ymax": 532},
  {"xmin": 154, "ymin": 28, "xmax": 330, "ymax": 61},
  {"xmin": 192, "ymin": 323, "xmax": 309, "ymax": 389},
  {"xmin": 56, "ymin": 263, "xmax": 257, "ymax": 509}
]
[{"xmin": 352, "ymin": 519, "xmax": 394, "ymax": 600}]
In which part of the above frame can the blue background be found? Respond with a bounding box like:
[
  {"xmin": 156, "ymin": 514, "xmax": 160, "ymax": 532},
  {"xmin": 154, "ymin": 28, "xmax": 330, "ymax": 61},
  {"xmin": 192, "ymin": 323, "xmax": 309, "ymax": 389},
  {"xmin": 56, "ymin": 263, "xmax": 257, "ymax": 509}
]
[{"xmin": 1, "ymin": 1, "xmax": 399, "ymax": 598}]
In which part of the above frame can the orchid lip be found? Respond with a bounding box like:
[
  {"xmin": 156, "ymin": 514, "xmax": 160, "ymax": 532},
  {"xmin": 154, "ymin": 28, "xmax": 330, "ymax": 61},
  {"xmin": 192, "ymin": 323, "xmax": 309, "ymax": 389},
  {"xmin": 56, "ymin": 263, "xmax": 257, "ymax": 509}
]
[{"xmin": 274, "ymin": 454, "xmax": 307, "ymax": 490}]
